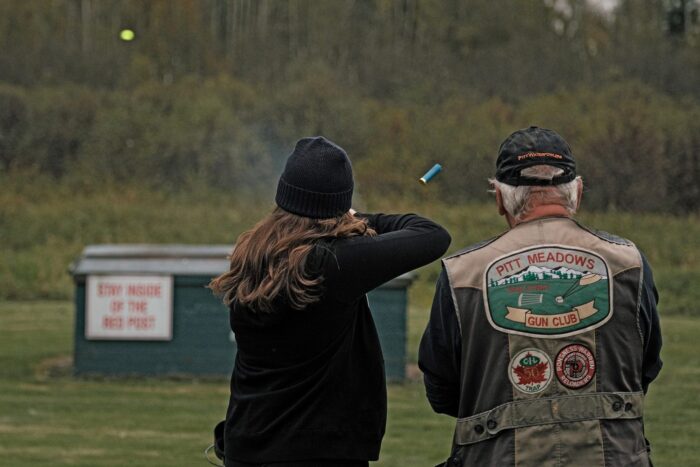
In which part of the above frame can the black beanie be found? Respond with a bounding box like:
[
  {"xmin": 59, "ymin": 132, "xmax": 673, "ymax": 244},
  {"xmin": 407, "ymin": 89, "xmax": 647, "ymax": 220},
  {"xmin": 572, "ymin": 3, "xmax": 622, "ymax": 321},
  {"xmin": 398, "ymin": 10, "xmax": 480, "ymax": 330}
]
[{"xmin": 275, "ymin": 136, "xmax": 354, "ymax": 219}]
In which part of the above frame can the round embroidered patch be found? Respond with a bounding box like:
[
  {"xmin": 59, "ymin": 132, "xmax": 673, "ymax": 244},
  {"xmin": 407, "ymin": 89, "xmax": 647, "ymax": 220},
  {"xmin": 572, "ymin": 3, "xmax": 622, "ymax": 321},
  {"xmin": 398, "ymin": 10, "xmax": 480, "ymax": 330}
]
[
  {"xmin": 555, "ymin": 344, "xmax": 596, "ymax": 389},
  {"xmin": 509, "ymin": 348, "xmax": 553, "ymax": 394}
]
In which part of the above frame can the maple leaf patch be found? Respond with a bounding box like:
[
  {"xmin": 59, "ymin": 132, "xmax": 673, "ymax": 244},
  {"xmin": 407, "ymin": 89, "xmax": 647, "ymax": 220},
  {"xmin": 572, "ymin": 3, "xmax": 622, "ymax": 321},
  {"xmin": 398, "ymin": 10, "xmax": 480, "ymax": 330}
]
[
  {"xmin": 513, "ymin": 361, "xmax": 549, "ymax": 385},
  {"xmin": 508, "ymin": 349, "xmax": 553, "ymax": 394}
]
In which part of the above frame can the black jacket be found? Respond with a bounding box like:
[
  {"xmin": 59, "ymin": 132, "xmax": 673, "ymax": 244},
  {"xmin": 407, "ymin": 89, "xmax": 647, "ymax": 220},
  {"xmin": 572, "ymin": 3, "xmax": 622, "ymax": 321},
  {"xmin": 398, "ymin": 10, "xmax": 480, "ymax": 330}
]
[{"xmin": 221, "ymin": 213, "xmax": 451, "ymax": 464}]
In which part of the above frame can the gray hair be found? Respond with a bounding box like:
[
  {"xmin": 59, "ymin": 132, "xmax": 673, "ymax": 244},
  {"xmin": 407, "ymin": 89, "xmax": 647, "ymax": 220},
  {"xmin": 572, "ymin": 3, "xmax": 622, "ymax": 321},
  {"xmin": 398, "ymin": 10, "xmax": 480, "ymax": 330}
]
[{"xmin": 490, "ymin": 165, "xmax": 581, "ymax": 222}]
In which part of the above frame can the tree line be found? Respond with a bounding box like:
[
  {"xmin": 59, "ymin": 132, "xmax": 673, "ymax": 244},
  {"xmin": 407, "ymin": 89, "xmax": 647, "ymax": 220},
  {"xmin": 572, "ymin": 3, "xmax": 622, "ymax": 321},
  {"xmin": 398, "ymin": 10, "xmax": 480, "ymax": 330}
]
[{"xmin": 0, "ymin": 0, "xmax": 698, "ymax": 212}]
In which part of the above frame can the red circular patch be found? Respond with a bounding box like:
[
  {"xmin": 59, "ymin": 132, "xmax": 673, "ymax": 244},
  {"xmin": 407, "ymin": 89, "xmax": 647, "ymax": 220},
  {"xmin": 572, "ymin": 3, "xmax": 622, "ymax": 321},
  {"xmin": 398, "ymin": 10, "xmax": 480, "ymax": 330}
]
[{"xmin": 555, "ymin": 344, "xmax": 596, "ymax": 389}]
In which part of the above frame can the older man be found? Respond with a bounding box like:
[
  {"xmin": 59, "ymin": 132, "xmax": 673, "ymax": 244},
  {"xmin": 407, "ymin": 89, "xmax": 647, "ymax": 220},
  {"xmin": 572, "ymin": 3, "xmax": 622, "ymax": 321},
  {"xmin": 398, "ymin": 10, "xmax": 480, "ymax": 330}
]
[{"xmin": 419, "ymin": 126, "xmax": 662, "ymax": 467}]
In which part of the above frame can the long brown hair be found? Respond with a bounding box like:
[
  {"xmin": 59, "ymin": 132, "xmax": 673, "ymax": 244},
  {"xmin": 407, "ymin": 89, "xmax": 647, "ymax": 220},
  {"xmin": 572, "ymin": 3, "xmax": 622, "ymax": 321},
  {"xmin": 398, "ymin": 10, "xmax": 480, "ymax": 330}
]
[{"xmin": 209, "ymin": 207, "xmax": 375, "ymax": 312}]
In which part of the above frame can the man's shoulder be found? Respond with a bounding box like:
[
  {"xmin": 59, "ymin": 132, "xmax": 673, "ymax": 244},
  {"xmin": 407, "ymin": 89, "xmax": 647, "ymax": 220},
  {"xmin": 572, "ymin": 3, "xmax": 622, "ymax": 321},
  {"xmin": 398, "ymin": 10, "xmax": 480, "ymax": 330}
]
[
  {"xmin": 441, "ymin": 232, "xmax": 513, "ymax": 291},
  {"xmin": 444, "ymin": 234, "xmax": 505, "ymax": 262},
  {"xmin": 571, "ymin": 219, "xmax": 634, "ymax": 246}
]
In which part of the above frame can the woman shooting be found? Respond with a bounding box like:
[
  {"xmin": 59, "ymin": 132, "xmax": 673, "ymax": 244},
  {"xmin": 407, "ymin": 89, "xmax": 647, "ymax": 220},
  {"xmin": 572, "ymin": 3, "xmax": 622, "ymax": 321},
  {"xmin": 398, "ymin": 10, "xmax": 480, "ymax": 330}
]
[{"xmin": 210, "ymin": 136, "xmax": 451, "ymax": 467}]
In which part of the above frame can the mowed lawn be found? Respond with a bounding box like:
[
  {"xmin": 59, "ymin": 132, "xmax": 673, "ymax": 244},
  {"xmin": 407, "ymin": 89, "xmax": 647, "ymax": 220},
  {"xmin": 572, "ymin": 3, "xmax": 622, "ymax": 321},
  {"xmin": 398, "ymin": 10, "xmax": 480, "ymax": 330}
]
[{"xmin": 1, "ymin": 301, "xmax": 698, "ymax": 467}]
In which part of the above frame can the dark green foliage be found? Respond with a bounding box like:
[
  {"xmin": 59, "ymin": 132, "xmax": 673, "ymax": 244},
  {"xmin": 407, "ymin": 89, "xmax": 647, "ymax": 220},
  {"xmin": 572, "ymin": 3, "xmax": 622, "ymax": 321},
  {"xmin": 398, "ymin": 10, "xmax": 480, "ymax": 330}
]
[
  {"xmin": 0, "ymin": 86, "xmax": 28, "ymax": 171},
  {"xmin": 1, "ymin": 79, "xmax": 699, "ymax": 211},
  {"xmin": 0, "ymin": 0, "xmax": 698, "ymax": 212}
]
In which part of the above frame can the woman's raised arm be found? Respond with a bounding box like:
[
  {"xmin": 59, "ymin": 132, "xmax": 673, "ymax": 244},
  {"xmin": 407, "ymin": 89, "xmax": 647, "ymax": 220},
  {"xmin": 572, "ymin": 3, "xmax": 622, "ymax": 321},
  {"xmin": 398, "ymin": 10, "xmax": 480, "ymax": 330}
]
[{"xmin": 322, "ymin": 212, "xmax": 451, "ymax": 302}]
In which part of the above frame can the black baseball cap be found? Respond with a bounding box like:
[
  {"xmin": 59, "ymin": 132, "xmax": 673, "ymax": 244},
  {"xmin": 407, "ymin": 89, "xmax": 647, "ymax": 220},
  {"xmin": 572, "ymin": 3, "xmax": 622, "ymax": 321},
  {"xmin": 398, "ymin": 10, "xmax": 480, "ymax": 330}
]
[{"xmin": 495, "ymin": 126, "xmax": 576, "ymax": 186}]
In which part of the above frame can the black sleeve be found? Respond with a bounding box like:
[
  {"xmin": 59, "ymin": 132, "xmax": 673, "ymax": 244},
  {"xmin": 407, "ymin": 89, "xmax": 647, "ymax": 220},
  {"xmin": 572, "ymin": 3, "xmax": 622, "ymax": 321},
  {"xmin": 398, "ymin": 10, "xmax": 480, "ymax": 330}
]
[
  {"xmin": 322, "ymin": 213, "xmax": 451, "ymax": 302},
  {"xmin": 418, "ymin": 268, "xmax": 462, "ymax": 417},
  {"xmin": 639, "ymin": 253, "xmax": 662, "ymax": 393}
]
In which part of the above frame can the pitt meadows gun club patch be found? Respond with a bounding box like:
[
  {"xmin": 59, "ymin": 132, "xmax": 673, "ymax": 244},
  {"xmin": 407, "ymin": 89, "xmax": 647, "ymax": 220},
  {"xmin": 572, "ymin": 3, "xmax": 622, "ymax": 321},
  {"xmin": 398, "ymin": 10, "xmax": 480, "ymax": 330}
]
[
  {"xmin": 484, "ymin": 245, "xmax": 612, "ymax": 338},
  {"xmin": 509, "ymin": 348, "xmax": 552, "ymax": 394}
]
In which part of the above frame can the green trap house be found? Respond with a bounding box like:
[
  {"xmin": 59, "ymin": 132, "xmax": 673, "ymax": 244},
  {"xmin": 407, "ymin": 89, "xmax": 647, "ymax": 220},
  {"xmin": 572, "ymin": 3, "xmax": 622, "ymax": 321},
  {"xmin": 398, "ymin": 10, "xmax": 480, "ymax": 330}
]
[{"xmin": 71, "ymin": 245, "xmax": 413, "ymax": 381}]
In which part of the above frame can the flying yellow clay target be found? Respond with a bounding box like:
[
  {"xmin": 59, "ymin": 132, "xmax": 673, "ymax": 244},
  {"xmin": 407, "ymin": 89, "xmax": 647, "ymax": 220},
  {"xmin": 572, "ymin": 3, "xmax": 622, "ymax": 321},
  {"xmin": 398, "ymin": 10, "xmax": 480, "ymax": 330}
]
[{"xmin": 120, "ymin": 29, "xmax": 135, "ymax": 41}]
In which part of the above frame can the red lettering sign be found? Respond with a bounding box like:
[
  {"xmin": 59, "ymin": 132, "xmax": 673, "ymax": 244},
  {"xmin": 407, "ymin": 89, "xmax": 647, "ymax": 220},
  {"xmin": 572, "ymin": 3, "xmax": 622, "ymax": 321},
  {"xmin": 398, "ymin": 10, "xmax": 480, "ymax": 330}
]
[{"xmin": 86, "ymin": 275, "xmax": 172, "ymax": 340}]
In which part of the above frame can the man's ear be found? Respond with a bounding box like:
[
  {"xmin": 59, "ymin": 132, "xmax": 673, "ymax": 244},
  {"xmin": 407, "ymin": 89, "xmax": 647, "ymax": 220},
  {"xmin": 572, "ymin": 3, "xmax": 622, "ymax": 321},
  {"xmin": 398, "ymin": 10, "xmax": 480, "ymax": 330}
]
[
  {"xmin": 575, "ymin": 178, "xmax": 583, "ymax": 211},
  {"xmin": 496, "ymin": 187, "xmax": 507, "ymax": 216}
]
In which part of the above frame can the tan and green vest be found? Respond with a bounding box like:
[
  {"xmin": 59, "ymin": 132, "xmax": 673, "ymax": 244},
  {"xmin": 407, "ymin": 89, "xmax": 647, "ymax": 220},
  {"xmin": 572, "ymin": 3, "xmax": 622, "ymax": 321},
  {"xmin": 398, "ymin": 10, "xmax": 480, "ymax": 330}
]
[{"xmin": 443, "ymin": 217, "xmax": 650, "ymax": 467}]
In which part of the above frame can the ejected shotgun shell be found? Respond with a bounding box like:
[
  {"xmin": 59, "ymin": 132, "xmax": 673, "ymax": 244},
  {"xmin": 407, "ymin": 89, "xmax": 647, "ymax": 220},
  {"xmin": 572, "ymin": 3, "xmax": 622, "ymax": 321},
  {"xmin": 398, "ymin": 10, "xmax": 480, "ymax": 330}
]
[{"xmin": 419, "ymin": 163, "xmax": 443, "ymax": 184}]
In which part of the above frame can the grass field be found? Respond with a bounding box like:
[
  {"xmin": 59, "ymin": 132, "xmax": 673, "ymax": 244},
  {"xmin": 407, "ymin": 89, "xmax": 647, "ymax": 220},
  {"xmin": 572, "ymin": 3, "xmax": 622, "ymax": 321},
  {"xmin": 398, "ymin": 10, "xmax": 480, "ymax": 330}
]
[{"xmin": 1, "ymin": 300, "xmax": 698, "ymax": 467}]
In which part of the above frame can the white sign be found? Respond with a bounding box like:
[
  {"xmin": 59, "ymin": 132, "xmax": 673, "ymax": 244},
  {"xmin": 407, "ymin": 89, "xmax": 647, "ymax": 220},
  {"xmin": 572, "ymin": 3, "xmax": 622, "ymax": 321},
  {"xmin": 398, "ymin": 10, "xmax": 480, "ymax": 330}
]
[{"xmin": 86, "ymin": 275, "xmax": 173, "ymax": 340}]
